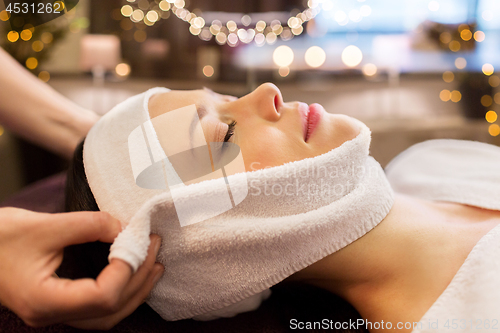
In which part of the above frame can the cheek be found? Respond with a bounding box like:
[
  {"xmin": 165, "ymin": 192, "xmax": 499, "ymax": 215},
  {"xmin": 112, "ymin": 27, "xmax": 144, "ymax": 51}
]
[
  {"xmin": 315, "ymin": 115, "xmax": 360, "ymax": 152},
  {"xmin": 238, "ymin": 127, "xmax": 303, "ymax": 171}
]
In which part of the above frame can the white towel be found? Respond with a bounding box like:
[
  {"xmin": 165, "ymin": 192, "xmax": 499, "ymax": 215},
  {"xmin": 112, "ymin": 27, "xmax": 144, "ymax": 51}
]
[
  {"xmin": 385, "ymin": 139, "xmax": 500, "ymax": 333},
  {"xmin": 84, "ymin": 87, "xmax": 394, "ymax": 321}
]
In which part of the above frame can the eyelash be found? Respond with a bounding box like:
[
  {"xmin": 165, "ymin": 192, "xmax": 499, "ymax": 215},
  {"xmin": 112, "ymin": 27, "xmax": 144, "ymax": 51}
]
[{"xmin": 223, "ymin": 121, "xmax": 236, "ymax": 142}]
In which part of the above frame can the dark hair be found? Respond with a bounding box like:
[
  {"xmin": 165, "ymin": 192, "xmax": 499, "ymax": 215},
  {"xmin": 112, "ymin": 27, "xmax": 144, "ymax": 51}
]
[
  {"xmin": 57, "ymin": 140, "xmax": 110, "ymax": 279},
  {"xmin": 64, "ymin": 140, "xmax": 99, "ymax": 213},
  {"xmin": 61, "ymin": 140, "xmax": 366, "ymax": 332}
]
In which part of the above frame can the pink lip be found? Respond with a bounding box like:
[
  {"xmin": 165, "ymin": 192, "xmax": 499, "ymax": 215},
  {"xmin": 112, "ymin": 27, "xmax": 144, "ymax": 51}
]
[{"xmin": 299, "ymin": 103, "xmax": 323, "ymax": 142}]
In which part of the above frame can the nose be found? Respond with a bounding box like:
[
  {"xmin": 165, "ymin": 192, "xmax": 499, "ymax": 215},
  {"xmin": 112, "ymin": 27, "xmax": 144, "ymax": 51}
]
[{"xmin": 236, "ymin": 83, "xmax": 283, "ymax": 122}]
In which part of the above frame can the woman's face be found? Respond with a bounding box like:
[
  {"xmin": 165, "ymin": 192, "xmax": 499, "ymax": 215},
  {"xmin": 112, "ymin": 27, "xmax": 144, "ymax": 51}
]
[{"xmin": 149, "ymin": 83, "xmax": 361, "ymax": 171}]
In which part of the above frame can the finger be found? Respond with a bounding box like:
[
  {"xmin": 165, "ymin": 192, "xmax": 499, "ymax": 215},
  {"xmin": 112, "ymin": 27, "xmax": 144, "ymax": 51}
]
[
  {"xmin": 57, "ymin": 235, "xmax": 162, "ymax": 327},
  {"xmin": 66, "ymin": 263, "xmax": 164, "ymax": 330},
  {"xmin": 37, "ymin": 258, "xmax": 133, "ymax": 323},
  {"xmin": 117, "ymin": 234, "xmax": 162, "ymax": 302},
  {"xmin": 43, "ymin": 211, "xmax": 122, "ymax": 248}
]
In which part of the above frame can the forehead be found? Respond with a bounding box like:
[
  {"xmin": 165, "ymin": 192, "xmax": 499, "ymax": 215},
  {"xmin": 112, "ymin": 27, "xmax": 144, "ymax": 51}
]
[{"xmin": 149, "ymin": 89, "xmax": 213, "ymax": 119}]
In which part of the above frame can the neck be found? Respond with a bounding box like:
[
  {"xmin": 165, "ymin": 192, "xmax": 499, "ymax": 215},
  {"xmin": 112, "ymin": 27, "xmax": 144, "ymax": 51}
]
[
  {"xmin": 287, "ymin": 194, "xmax": 440, "ymax": 327},
  {"xmin": 287, "ymin": 193, "xmax": 500, "ymax": 331}
]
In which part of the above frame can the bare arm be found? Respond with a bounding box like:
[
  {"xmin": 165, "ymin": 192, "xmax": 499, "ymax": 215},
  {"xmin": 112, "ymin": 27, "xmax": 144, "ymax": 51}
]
[{"xmin": 0, "ymin": 47, "xmax": 98, "ymax": 158}]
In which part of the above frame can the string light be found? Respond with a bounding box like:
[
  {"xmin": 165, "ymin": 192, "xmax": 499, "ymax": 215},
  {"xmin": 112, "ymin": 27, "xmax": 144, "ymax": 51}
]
[
  {"xmin": 20, "ymin": 29, "xmax": 32, "ymax": 41},
  {"xmin": 341, "ymin": 45, "xmax": 362, "ymax": 67},
  {"xmin": 489, "ymin": 124, "xmax": 500, "ymax": 137},
  {"xmin": 482, "ymin": 63, "xmax": 494, "ymax": 76},
  {"xmin": 203, "ymin": 65, "xmax": 214, "ymax": 77},
  {"xmin": 455, "ymin": 57, "xmax": 467, "ymax": 69},
  {"xmin": 38, "ymin": 71, "xmax": 50, "ymax": 82},
  {"xmin": 450, "ymin": 90, "xmax": 462, "ymax": 103},
  {"xmin": 25, "ymin": 57, "xmax": 38, "ymax": 70},
  {"xmin": 278, "ymin": 66, "xmax": 290, "ymax": 77},
  {"xmin": 120, "ymin": 0, "xmax": 320, "ymax": 46},
  {"xmin": 485, "ymin": 111, "xmax": 498, "ymax": 123},
  {"xmin": 481, "ymin": 95, "xmax": 493, "ymax": 107},
  {"xmin": 474, "ymin": 31, "xmax": 485, "ymax": 42},
  {"xmin": 495, "ymin": 92, "xmax": 500, "ymax": 105},
  {"xmin": 41, "ymin": 32, "xmax": 53, "ymax": 43},
  {"xmin": 32, "ymin": 40, "xmax": 44, "ymax": 52},
  {"xmin": 115, "ymin": 63, "xmax": 131, "ymax": 76},
  {"xmin": 273, "ymin": 45, "xmax": 294, "ymax": 67},
  {"xmin": 7, "ymin": 31, "xmax": 19, "ymax": 42},
  {"xmin": 362, "ymin": 63, "xmax": 377, "ymax": 76},
  {"xmin": 305, "ymin": 46, "xmax": 326, "ymax": 68},
  {"xmin": 489, "ymin": 75, "xmax": 500, "ymax": 88},
  {"xmin": 440, "ymin": 89, "xmax": 451, "ymax": 102},
  {"xmin": 442, "ymin": 71, "xmax": 454, "ymax": 83}
]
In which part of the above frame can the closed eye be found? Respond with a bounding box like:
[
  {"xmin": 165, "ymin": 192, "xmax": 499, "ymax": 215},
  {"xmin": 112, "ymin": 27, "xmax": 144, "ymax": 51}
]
[{"xmin": 223, "ymin": 121, "xmax": 236, "ymax": 142}]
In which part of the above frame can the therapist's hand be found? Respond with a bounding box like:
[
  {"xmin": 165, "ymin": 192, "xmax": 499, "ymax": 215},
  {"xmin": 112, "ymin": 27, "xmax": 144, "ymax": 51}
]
[{"xmin": 0, "ymin": 207, "xmax": 164, "ymax": 330}]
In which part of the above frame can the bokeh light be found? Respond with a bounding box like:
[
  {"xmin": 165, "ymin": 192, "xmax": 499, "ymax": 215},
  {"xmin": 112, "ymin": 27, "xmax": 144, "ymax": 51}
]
[
  {"xmin": 7, "ymin": 31, "xmax": 19, "ymax": 42},
  {"xmin": 121, "ymin": 5, "xmax": 133, "ymax": 17},
  {"xmin": 279, "ymin": 66, "xmax": 290, "ymax": 77},
  {"xmin": 442, "ymin": 71, "xmax": 454, "ymax": 83},
  {"xmin": 273, "ymin": 45, "xmax": 294, "ymax": 67},
  {"xmin": 38, "ymin": 71, "xmax": 50, "ymax": 82},
  {"xmin": 54, "ymin": 1, "xmax": 65, "ymax": 11},
  {"xmin": 450, "ymin": 90, "xmax": 462, "ymax": 103},
  {"xmin": 341, "ymin": 45, "xmax": 362, "ymax": 67},
  {"xmin": 460, "ymin": 29, "xmax": 472, "ymax": 41},
  {"xmin": 455, "ymin": 57, "xmax": 467, "ymax": 69},
  {"xmin": 0, "ymin": 125, "xmax": 4, "ymax": 136},
  {"xmin": 449, "ymin": 41, "xmax": 461, "ymax": 52},
  {"xmin": 0, "ymin": 10, "xmax": 10, "ymax": 21},
  {"xmin": 482, "ymin": 63, "xmax": 494, "ymax": 76},
  {"xmin": 134, "ymin": 30, "xmax": 147, "ymax": 42},
  {"xmin": 25, "ymin": 57, "xmax": 38, "ymax": 70},
  {"xmin": 495, "ymin": 92, "xmax": 500, "ymax": 105},
  {"xmin": 20, "ymin": 29, "xmax": 32, "ymax": 41},
  {"xmin": 362, "ymin": 63, "xmax": 377, "ymax": 76},
  {"xmin": 32, "ymin": 40, "xmax": 44, "ymax": 52},
  {"xmin": 159, "ymin": 1, "xmax": 170, "ymax": 11},
  {"xmin": 489, "ymin": 124, "xmax": 500, "ymax": 137},
  {"xmin": 440, "ymin": 32, "xmax": 452, "ymax": 44},
  {"xmin": 485, "ymin": 111, "xmax": 498, "ymax": 123},
  {"xmin": 131, "ymin": 9, "xmax": 144, "ymax": 22},
  {"xmin": 440, "ymin": 89, "xmax": 451, "ymax": 102},
  {"xmin": 115, "ymin": 63, "xmax": 131, "ymax": 76},
  {"xmin": 489, "ymin": 75, "xmax": 500, "ymax": 88},
  {"xmin": 474, "ymin": 31, "xmax": 485, "ymax": 42},
  {"xmin": 481, "ymin": 95, "xmax": 493, "ymax": 107},
  {"xmin": 266, "ymin": 32, "xmax": 277, "ymax": 45},
  {"xmin": 147, "ymin": 10, "xmax": 159, "ymax": 22},
  {"xmin": 304, "ymin": 46, "xmax": 326, "ymax": 68},
  {"xmin": 202, "ymin": 65, "xmax": 214, "ymax": 77},
  {"xmin": 41, "ymin": 32, "xmax": 53, "ymax": 44}
]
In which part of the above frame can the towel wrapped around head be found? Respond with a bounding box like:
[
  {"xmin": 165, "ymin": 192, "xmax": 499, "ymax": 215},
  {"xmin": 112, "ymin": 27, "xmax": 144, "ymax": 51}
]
[{"xmin": 83, "ymin": 87, "xmax": 394, "ymax": 321}]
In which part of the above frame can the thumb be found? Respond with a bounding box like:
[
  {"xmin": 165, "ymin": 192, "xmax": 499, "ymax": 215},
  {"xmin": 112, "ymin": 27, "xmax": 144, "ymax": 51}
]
[{"xmin": 44, "ymin": 211, "xmax": 122, "ymax": 249}]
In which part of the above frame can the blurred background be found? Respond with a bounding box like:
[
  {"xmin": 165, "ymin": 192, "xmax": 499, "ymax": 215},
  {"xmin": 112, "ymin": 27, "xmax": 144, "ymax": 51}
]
[{"xmin": 0, "ymin": 0, "xmax": 499, "ymax": 201}]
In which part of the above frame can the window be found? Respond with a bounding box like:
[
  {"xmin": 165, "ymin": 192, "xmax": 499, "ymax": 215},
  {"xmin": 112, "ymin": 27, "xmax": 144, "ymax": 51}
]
[{"xmin": 316, "ymin": 0, "xmax": 499, "ymax": 33}]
